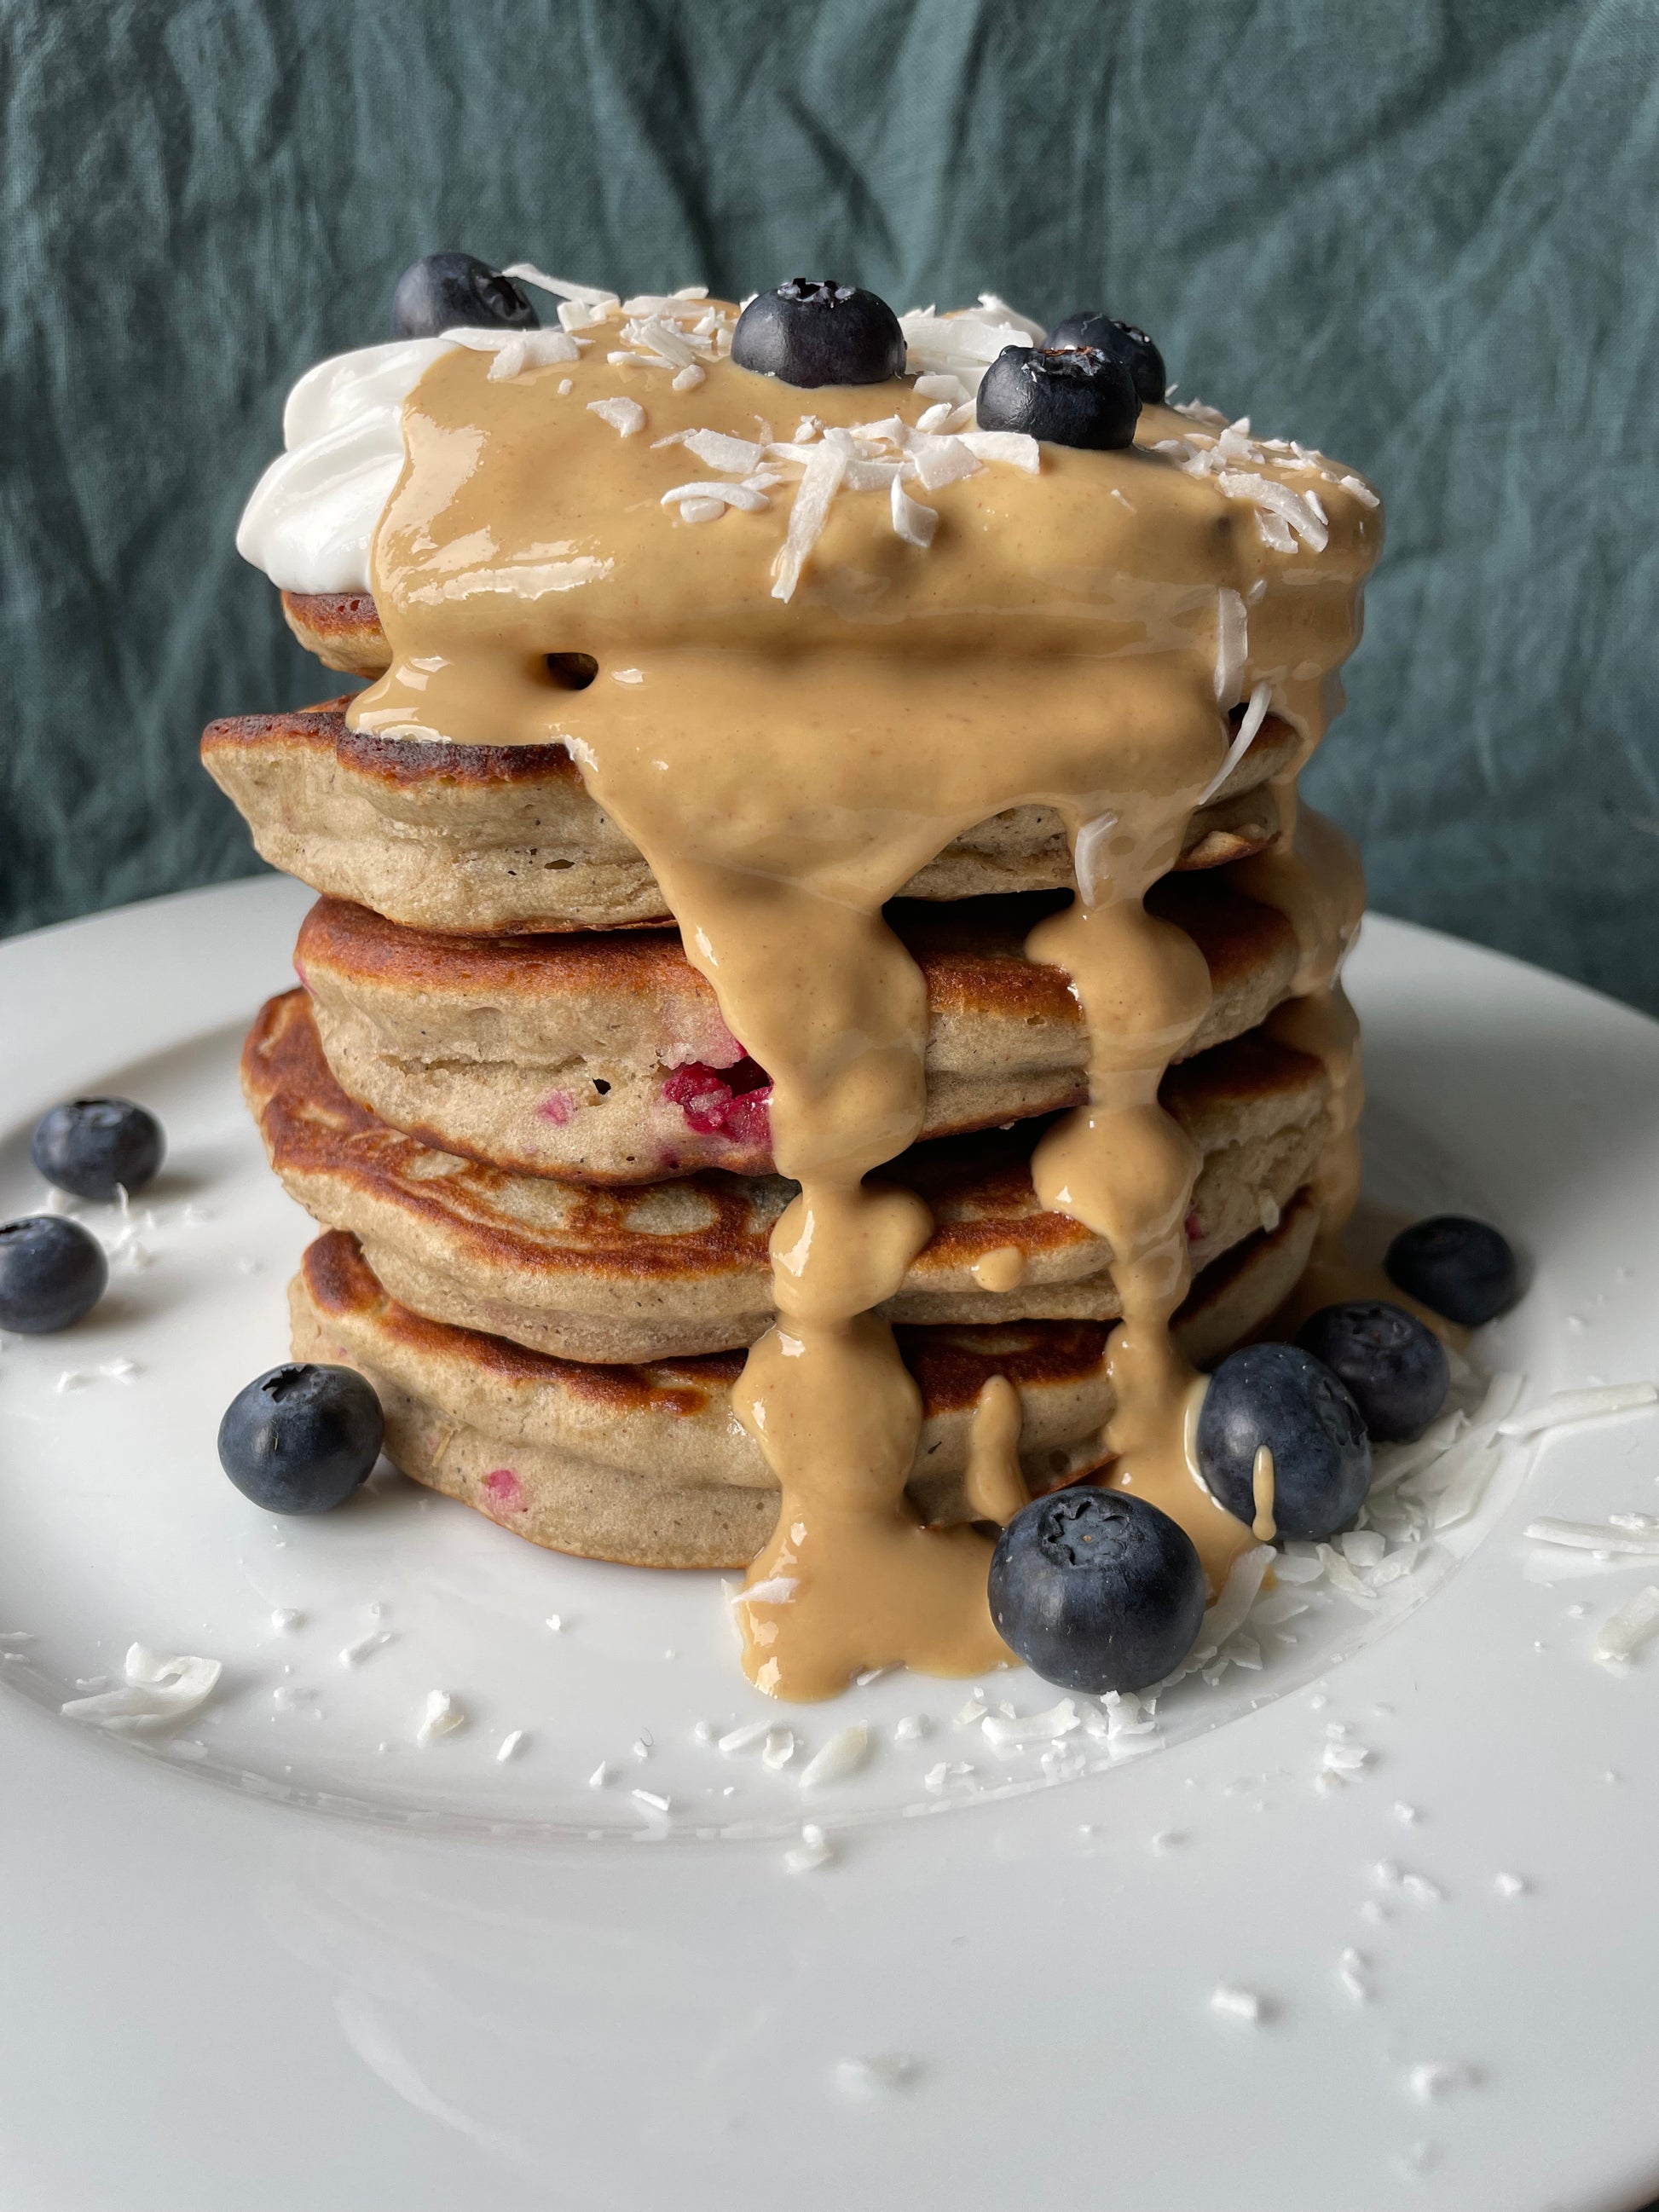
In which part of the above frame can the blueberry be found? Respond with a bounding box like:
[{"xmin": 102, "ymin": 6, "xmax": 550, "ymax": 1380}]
[
  {"xmin": 1196, "ymin": 1343, "xmax": 1372, "ymax": 1541},
  {"xmin": 217, "ymin": 1363, "xmax": 384, "ymax": 1514},
  {"xmin": 0, "ymin": 1216, "xmax": 108, "ymax": 1332},
  {"xmin": 1384, "ymin": 1216, "xmax": 1518, "ymax": 1327},
  {"xmin": 1046, "ymin": 312, "xmax": 1167, "ymax": 404},
  {"xmin": 975, "ymin": 344, "xmax": 1140, "ymax": 449},
  {"xmin": 32, "ymin": 1096, "xmax": 165, "ymax": 1202},
  {"xmin": 1295, "ymin": 1302, "xmax": 1449, "ymax": 1443},
  {"xmin": 730, "ymin": 280, "xmax": 905, "ymax": 388},
  {"xmin": 391, "ymin": 252, "xmax": 538, "ymax": 340},
  {"xmin": 989, "ymin": 1487, "xmax": 1207, "ymax": 1693}
]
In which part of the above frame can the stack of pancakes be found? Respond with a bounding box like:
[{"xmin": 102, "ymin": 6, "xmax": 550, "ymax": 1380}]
[{"xmin": 206, "ymin": 607, "xmax": 1335, "ymax": 1570}]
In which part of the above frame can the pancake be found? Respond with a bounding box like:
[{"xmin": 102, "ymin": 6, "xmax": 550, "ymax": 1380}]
[
  {"xmin": 202, "ymin": 696, "xmax": 1298, "ymax": 936},
  {"xmin": 290, "ymin": 1203, "xmax": 1320, "ymax": 1568},
  {"xmin": 247, "ymin": 988, "xmax": 1330, "ymax": 1362},
  {"xmin": 296, "ymin": 872, "xmax": 1304, "ymax": 1180}
]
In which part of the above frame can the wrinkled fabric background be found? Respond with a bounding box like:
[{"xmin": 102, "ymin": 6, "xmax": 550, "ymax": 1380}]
[{"xmin": 3, "ymin": 0, "xmax": 1656, "ymax": 1013}]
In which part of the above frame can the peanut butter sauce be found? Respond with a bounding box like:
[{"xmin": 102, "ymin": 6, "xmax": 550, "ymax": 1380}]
[{"xmin": 351, "ymin": 303, "xmax": 1379, "ymax": 1698}]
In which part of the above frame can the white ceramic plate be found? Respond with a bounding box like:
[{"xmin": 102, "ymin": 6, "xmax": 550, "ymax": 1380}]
[{"xmin": 2, "ymin": 878, "xmax": 1656, "ymax": 2212}]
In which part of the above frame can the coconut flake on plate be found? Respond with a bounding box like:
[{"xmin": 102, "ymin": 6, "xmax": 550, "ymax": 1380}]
[
  {"xmin": 1499, "ymin": 1383, "xmax": 1658, "ymax": 1438},
  {"xmin": 981, "ymin": 1698, "xmax": 1081, "ymax": 1750},
  {"xmin": 1209, "ymin": 1985, "xmax": 1263, "ymax": 2024},
  {"xmin": 61, "ymin": 1644, "xmax": 221, "ymax": 1733},
  {"xmin": 1593, "ymin": 1585, "xmax": 1659, "ymax": 1666},
  {"xmin": 799, "ymin": 1723, "xmax": 870, "ymax": 1790},
  {"xmin": 784, "ymin": 1822, "xmax": 835, "ymax": 1874},
  {"xmin": 414, "ymin": 1689, "xmax": 465, "ymax": 1747},
  {"xmin": 1523, "ymin": 1519, "xmax": 1659, "ymax": 1557}
]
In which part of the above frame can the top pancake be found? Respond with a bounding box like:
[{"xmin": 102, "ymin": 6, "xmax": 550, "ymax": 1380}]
[{"xmin": 202, "ymin": 691, "xmax": 1298, "ymax": 936}]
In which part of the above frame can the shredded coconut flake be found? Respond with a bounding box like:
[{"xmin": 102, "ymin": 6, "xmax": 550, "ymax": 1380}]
[
  {"xmin": 799, "ymin": 1723, "xmax": 870, "ymax": 1789},
  {"xmin": 503, "ymin": 265, "xmax": 619, "ymax": 309},
  {"xmin": 1594, "ymin": 1585, "xmax": 1659, "ymax": 1665},
  {"xmin": 339, "ymin": 1629, "xmax": 393, "ymax": 1667},
  {"xmin": 1407, "ymin": 2060, "xmax": 1474, "ymax": 2104},
  {"xmin": 784, "ymin": 1822, "xmax": 835, "ymax": 1874},
  {"xmin": 414, "ymin": 1689, "xmax": 464, "ymax": 1747},
  {"xmin": 890, "ymin": 476, "xmax": 938, "ymax": 547},
  {"xmin": 61, "ymin": 1644, "xmax": 221, "ymax": 1733},
  {"xmin": 955, "ymin": 429, "xmax": 1039, "ymax": 473},
  {"xmin": 1213, "ymin": 587, "xmax": 1249, "ymax": 705},
  {"xmin": 1199, "ymin": 682, "xmax": 1271, "ymax": 804},
  {"xmin": 587, "ymin": 396, "xmax": 645, "ymax": 437},
  {"xmin": 835, "ymin": 2053, "xmax": 916, "ymax": 2097},
  {"xmin": 1524, "ymin": 1518, "xmax": 1659, "ymax": 1557},
  {"xmin": 496, "ymin": 1729, "xmax": 526, "ymax": 1762},
  {"xmin": 1210, "ymin": 1985, "xmax": 1263, "ymax": 2023},
  {"xmin": 718, "ymin": 1718, "xmax": 774, "ymax": 1757},
  {"xmin": 1500, "ymin": 1383, "xmax": 1657, "ymax": 1437},
  {"xmin": 771, "ymin": 437, "xmax": 849, "ymax": 602},
  {"xmin": 982, "ymin": 1698, "xmax": 1080, "ymax": 1750}
]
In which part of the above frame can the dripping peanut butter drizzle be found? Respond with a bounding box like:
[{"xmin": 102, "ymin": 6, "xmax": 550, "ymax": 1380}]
[{"xmin": 353, "ymin": 307, "xmax": 1379, "ymax": 1699}]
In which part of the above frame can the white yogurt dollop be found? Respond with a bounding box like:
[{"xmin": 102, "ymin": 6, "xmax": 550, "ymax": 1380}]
[{"xmin": 235, "ymin": 338, "xmax": 453, "ymax": 593}]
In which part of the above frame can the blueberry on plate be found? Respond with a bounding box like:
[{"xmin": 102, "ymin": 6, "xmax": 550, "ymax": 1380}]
[
  {"xmin": 1196, "ymin": 1343, "xmax": 1372, "ymax": 1542},
  {"xmin": 1296, "ymin": 1300, "xmax": 1450, "ymax": 1443},
  {"xmin": 217, "ymin": 1363, "xmax": 384, "ymax": 1515},
  {"xmin": 989, "ymin": 1487, "xmax": 1207, "ymax": 1694},
  {"xmin": 730, "ymin": 280, "xmax": 905, "ymax": 387},
  {"xmin": 0, "ymin": 1216, "xmax": 108, "ymax": 1333},
  {"xmin": 975, "ymin": 344, "xmax": 1139, "ymax": 449},
  {"xmin": 1046, "ymin": 311, "xmax": 1167, "ymax": 405},
  {"xmin": 32, "ymin": 1096, "xmax": 165, "ymax": 1202},
  {"xmin": 1384, "ymin": 1215, "xmax": 1518, "ymax": 1327},
  {"xmin": 391, "ymin": 252, "xmax": 539, "ymax": 340}
]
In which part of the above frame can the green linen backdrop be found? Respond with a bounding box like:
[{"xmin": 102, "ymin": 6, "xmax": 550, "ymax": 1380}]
[{"xmin": 3, "ymin": 0, "xmax": 1656, "ymax": 1008}]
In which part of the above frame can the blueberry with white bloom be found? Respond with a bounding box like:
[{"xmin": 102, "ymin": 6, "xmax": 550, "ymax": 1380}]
[
  {"xmin": 391, "ymin": 252, "xmax": 538, "ymax": 339},
  {"xmin": 218, "ymin": 1363, "xmax": 384, "ymax": 1514},
  {"xmin": 0, "ymin": 1216, "xmax": 108, "ymax": 1332},
  {"xmin": 1297, "ymin": 1300, "xmax": 1450, "ymax": 1441},
  {"xmin": 1196, "ymin": 1343, "xmax": 1372, "ymax": 1541},
  {"xmin": 1385, "ymin": 1216, "xmax": 1518, "ymax": 1327},
  {"xmin": 989, "ymin": 1487, "xmax": 1207, "ymax": 1693},
  {"xmin": 731, "ymin": 280, "xmax": 905, "ymax": 387},
  {"xmin": 32, "ymin": 1096, "xmax": 165, "ymax": 1201},
  {"xmin": 1047, "ymin": 311, "xmax": 1167, "ymax": 404},
  {"xmin": 976, "ymin": 344, "xmax": 1139, "ymax": 449}
]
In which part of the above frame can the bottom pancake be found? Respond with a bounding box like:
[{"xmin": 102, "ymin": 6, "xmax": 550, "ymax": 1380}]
[{"xmin": 289, "ymin": 1198, "xmax": 1319, "ymax": 1570}]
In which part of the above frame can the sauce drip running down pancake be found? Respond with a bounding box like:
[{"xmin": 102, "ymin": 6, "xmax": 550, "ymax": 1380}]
[{"xmin": 351, "ymin": 301, "xmax": 1378, "ymax": 1698}]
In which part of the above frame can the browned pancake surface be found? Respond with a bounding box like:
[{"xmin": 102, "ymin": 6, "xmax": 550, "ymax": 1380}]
[
  {"xmin": 204, "ymin": 697, "xmax": 1298, "ymax": 935},
  {"xmin": 291, "ymin": 1200, "xmax": 1318, "ymax": 1568},
  {"xmin": 293, "ymin": 872, "xmax": 1301, "ymax": 1180},
  {"xmin": 248, "ymin": 989, "xmax": 1328, "ymax": 1361}
]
